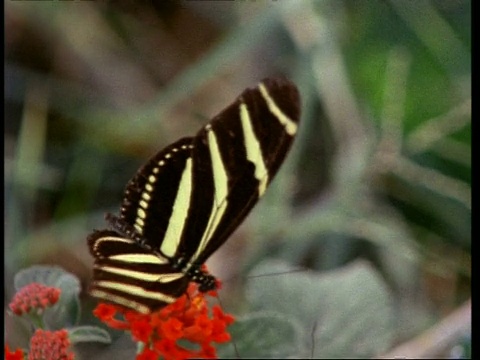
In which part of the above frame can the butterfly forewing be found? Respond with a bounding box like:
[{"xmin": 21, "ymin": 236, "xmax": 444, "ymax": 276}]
[
  {"xmin": 182, "ymin": 77, "xmax": 301, "ymax": 263},
  {"xmin": 88, "ymin": 77, "xmax": 301, "ymax": 313}
]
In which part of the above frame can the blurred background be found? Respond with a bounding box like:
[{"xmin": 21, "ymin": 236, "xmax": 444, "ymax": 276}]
[{"xmin": 5, "ymin": 1, "xmax": 470, "ymax": 359}]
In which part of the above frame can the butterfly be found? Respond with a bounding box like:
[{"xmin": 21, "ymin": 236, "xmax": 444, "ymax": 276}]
[{"xmin": 88, "ymin": 77, "xmax": 301, "ymax": 314}]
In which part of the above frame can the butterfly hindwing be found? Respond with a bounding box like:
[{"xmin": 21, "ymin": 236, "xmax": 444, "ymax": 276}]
[{"xmin": 88, "ymin": 230, "xmax": 189, "ymax": 314}]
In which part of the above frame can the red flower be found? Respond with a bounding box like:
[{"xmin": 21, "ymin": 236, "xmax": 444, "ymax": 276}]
[
  {"xmin": 9, "ymin": 283, "xmax": 61, "ymax": 316},
  {"xmin": 152, "ymin": 339, "xmax": 177, "ymax": 357},
  {"xmin": 198, "ymin": 344, "xmax": 218, "ymax": 359},
  {"xmin": 28, "ymin": 329, "xmax": 74, "ymax": 360},
  {"xmin": 183, "ymin": 314, "xmax": 212, "ymax": 343},
  {"xmin": 135, "ymin": 348, "xmax": 158, "ymax": 360},
  {"xmin": 160, "ymin": 318, "xmax": 183, "ymax": 341},
  {"xmin": 5, "ymin": 346, "xmax": 25, "ymax": 360},
  {"xmin": 131, "ymin": 319, "xmax": 153, "ymax": 343},
  {"xmin": 92, "ymin": 302, "xmax": 116, "ymax": 321},
  {"xmin": 211, "ymin": 305, "xmax": 235, "ymax": 343},
  {"xmin": 93, "ymin": 303, "xmax": 130, "ymax": 330},
  {"xmin": 93, "ymin": 280, "xmax": 235, "ymax": 359}
]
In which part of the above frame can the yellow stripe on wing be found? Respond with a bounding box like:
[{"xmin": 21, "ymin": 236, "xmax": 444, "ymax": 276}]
[{"xmin": 259, "ymin": 83, "xmax": 298, "ymax": 136}]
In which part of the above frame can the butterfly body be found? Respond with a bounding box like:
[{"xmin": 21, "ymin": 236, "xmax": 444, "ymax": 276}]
[{"xmin": 88, "ymin": 77, "xmax": 301, "ymax": 314}]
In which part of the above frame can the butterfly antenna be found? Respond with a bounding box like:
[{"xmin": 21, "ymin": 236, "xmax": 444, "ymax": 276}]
[{"xmin": 247, "ymin": 268, "xmax": 306, "ymax": 279}]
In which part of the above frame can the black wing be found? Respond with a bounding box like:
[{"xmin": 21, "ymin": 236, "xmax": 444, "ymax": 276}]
[
  {"xmin": 181, "ymin": 77, "xmax": 301, "ymax": 264},
  {"xmin": 88, "ymin": 77, "xmax": 300, "ymax": 312},
  {"xmin": 119, "ymin": 136, "xmax": 195, "ymax": 257},
  {"xmin": 117, "ymin": 77, "xmax": 300, "ymax": 265}
]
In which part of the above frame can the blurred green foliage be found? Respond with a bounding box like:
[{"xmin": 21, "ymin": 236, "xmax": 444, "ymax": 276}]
[{"xmin": 5, "ymin": 1, "xmax": 470, "ymax": 358}]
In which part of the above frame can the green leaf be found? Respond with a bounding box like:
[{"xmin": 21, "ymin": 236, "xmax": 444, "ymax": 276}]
[
  {"xmin": 69, "ymin": 326, "xmax": 112, "ymax": 344},
  {"xmin": 14, "ymin": 265, "xmax": 80, "ymax": 291},
  {"xmin": 217, "ymin": 312, "xmax": 303, "ymax": 359},
  {"xmin": 245, "ymin": 260, "xmax": 395, "ymax": 358}
]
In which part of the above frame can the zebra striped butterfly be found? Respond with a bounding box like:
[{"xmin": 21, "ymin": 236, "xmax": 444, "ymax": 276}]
[{"xmin": 88, "ymin": 77, "xmax": 301, "ymax": 314}]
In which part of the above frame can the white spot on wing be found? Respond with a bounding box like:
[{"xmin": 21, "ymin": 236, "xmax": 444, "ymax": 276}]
[{"xmin": 137, "ymin": 208, "xmax": 146, "ymax": 219}]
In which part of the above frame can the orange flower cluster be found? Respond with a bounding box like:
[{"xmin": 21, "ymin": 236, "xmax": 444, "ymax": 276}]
[
  {"xmin": 93, "ymin": 283, "xmax": 235, "ymax": 360},
  {"xmin": 8, "ymin": 283, "xmax": 61, "ymax": 316},
  {"xmin": 6, "ymin": 283, "xmax": 70, "ymax": 359},
  {"xmin": 28, "ymin": 329, "xmax": 74, "ymax": 360}
]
